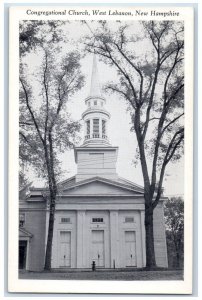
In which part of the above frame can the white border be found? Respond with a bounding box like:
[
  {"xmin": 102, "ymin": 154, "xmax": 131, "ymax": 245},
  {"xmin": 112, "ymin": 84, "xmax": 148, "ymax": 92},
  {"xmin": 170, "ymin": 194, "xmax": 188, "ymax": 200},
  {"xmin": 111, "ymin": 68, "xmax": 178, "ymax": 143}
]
[{"xmin": 8, "ymin": 4, "xmax": 194, "ymax": 295}]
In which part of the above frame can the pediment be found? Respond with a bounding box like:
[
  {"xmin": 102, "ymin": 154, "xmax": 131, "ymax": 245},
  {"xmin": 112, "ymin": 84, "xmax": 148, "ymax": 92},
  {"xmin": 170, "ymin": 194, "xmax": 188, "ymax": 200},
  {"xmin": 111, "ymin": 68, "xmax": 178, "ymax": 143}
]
[{"xmin": 61, "ymin": 177, "xmax": 144, "ymax": 196}]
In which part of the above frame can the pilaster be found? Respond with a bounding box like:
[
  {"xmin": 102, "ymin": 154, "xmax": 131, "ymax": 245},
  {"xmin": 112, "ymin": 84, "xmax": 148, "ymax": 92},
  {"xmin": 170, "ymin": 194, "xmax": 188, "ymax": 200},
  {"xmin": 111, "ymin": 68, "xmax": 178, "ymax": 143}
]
[
  {"xmin": 109, "ymin": 210, "xmax": 119, "ymax": 268},
  {"xmin": 76, "ymin": 210, "xmax": 86, "ymax": 268},
  {"xmin": 140, "ymin": 210, "xmax": 146, "ymax": 267}
]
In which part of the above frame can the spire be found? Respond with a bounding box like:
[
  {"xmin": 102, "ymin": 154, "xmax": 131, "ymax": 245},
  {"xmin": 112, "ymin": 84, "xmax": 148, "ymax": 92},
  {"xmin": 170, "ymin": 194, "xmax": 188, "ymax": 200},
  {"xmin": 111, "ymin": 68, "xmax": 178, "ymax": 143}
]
[
  {"xmin": 89, "ymin": 53, "xmax": 102, "ymax": 97},
  {"xmin": 81, "ymin": 53, "xmax": 110, "ymax": 147}
]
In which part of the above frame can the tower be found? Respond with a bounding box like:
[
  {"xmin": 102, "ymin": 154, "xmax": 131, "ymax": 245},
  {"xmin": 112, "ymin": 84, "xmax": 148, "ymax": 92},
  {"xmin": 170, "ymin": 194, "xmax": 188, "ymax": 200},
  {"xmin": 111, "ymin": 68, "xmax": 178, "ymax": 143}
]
[
  {"xmin": 82, "ymin": 54, "xmax": 110, "ymax": 147},
  {"xmin": 74, "ymin": 54, "xmax": 118, "ymax": 182}
]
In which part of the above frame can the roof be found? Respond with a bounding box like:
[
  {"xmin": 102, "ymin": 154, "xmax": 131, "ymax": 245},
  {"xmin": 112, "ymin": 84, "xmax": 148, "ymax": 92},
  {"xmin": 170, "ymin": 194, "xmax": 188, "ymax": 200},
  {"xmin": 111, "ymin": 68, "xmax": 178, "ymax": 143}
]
[
  {"xmin": 89, "ymin": 53, "xmax": 102, "ymax": 98},
  {"xmin": 22, "ymin": 175, "xmax": 144, "ymax": 198},
  {"xmin": 19, "ymin": 227, "xmax": 33, "ymax": 238},
  {"xmin": 21, "ymin": 175, "xmax": 167, "ymax": 201}
]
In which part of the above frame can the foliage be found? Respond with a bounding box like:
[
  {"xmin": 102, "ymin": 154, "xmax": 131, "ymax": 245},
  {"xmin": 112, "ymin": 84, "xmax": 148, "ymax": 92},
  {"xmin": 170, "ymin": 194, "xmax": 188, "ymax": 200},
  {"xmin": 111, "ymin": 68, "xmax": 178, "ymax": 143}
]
[
  {"xmin": 19, "ymin": 170, "xmax": 31, "ymax": 191},
  {"xmin": 19, "ymin": 20, "xmax": 67, "ymax": 56},
  {"xmin": 19, "ymin": 22, "xmax": 84, "ymax": 181},
  {"xmin": 19, "ymin": 48, "xmax": 83, "ymax": 180},
  {"xmin": 164, "ymin": 197, "xmax": 184, "ymax": 269}
]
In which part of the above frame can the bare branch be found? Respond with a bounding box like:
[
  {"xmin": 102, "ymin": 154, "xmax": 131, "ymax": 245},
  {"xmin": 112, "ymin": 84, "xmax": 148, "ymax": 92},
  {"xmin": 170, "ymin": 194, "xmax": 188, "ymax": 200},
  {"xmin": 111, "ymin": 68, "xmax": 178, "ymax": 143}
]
[
  {"xmin": 166, "ymin": 129, "xmax": 184, "ymax": 163},
  {"xmin": 19, "ymin": 121, "xmax": 35, "ymax": 126},
  {"xmin": 142, "ymin": 63, "xmax": 161, "ymax": 140},
  {"xmin": 112, "ymin": 41, "xmax": 144, "ymax": 102},
  {"xmin": 163, "ymin": 48, "xmax": 184, "ymax": 101},
  {"xmin": 143, "ymin": 77, "xmax": 152, "ymax": 101},
  {"xmin": 166, "ymin": 82, "xmax": 184, "ymax": 105},
  {"xmin": 104, "ymin": 44, "xmax": 138, "ymax": 105},
  {"xmin": 152, "ymin": 130, "xmax": 184, "ymax": 209},
  {"xmin": 140, "ymin": 117, "xmax": 160, "ymax": 130},
  {"xmin": 20, "ymin": 78, "xmax": 44, "ymax": 144},
  {"xmin": 161, "ymin": 113, "xmax": 184, "ymax": 135},
  {"xmin": 106, "ymin": 85, "xmax": 136, "ymax": 109}
]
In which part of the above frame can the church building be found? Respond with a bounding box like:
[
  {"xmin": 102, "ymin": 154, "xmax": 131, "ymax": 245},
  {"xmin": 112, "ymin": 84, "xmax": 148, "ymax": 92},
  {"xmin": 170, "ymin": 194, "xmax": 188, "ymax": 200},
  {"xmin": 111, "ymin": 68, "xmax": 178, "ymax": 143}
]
[{"xmin": 19, "ymin": 55, "xmax": 168, "ymax": 271}]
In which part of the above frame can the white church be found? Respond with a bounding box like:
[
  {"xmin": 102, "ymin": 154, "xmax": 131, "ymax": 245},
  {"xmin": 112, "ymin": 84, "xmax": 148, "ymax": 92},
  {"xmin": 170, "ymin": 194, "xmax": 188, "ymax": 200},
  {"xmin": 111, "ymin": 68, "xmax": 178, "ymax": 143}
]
[{"xmin": 19, "ymin": 56, "xmax": 168, "ymax": 271}]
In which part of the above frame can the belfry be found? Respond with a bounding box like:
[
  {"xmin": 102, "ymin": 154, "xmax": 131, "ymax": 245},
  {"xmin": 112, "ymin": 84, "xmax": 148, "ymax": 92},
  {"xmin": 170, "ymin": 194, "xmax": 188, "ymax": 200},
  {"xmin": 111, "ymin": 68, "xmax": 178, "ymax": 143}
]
[
  {"xmin": 19, "ymin": 55, "xmax": 168, "ymax": 271},
  {"xmin": 74, "ymin": 54, "xmax": 119, "ymax": 182}
]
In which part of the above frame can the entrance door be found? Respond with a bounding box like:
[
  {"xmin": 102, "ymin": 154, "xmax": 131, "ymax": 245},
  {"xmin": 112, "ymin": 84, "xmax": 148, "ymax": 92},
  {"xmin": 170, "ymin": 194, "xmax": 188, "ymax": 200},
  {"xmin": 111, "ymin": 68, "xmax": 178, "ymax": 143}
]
[
  {"xmin": 59, "ymin": 231, "xmax": 71, "ymax": 267},
  {"xmin": 19, "ymin": 240, "xmax": 27, "ymax": 269},
  {"xmin": 125, "ymin": 231, "xmax": 137, "ymax": 267},
  {"xmin": 92, "ymin": 230, "xmax": 104, "ymax": 267}
]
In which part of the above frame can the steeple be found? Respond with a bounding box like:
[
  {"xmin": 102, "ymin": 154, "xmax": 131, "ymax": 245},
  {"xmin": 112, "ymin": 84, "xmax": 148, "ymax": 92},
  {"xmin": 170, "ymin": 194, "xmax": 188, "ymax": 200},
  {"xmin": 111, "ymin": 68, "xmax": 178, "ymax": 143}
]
[
  {"xmin": 81, "ymin": 54, "xmax": 111, "ymax": 147},
  {"xmin": 89, "ymin": 53, "xmax": 101, "ymax": 98},
  {"xmin": 74, "ymin": 54, "xmax": 118, "ymax": 182}
]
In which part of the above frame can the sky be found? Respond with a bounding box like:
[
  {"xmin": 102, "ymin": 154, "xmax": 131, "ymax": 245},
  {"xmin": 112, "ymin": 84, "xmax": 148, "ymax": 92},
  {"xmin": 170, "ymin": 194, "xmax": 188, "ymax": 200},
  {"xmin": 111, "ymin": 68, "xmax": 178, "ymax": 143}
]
[{"xmin": 22, "ymin": 20, "xmax": 184, "ymax": 197}]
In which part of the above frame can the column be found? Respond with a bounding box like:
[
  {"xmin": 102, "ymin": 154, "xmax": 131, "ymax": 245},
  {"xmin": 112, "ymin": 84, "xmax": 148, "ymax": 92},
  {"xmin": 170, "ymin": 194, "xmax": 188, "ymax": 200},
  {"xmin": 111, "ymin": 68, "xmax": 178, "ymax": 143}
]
[
  {"xmin": 76, "ymin": 210, "xmax": 86, "ymax": 268},
  {"xmin": 105, "ymin": 120, "xmax": 108, "ymax": 139},
  {"xmin": 90, "ymin": 118, "xmax": 93, "ymax": 138},
  {"xmin": 99, "ymin": 118, "xmax": 102, "ymax": 138},
  {"xmin": 26, "ymin": 239, "xmax": 30, "ymax": 271},
  {"xmin": 140, "ymin": 210, "xmax": 146, "ymax": 267},
  {"xmin": 109, "ymin": 210, "xmax": 119, "ymax": 268}
]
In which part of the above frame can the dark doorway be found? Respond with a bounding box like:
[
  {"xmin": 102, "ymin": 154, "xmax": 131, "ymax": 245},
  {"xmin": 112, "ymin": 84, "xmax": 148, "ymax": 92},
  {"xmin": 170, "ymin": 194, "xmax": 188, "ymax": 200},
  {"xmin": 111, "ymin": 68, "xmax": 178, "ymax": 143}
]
[{"xmin": 19, "ymin": 240, "xmax": 27, "ymax": 269}]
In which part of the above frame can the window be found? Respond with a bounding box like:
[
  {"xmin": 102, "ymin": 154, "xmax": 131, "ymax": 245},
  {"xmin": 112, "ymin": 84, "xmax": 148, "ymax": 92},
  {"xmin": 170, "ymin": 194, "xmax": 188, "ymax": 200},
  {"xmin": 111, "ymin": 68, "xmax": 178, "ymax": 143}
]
[
  {"xmin": 125, "ymin": 217, "xmax": 134, "ymax": 223},
  {"xmin": 86, "ymin": 120, "xmax": 90, "ymax": 135},
  {"xmin": 94, "ymin": 100, "xmax": 97, "ymax": 106},
  {"xmin": 61, "ymin": 217, "xmax": 71, "ymax": 223},
  {"xmin": 93, "ymin": 119, "xmax": 99, "ymax": 135},
  {"xmin": 19, "ymin": 213, "xmax": 25, "ymax": 227},
  {"xmin": 88, "ymin": 101, "xmax": 90, "ymax": 107},
  {"xmin": 92, "ymin": 218, "xmax": 104, "ymax": 223},
  {"xmin": 102, "ymin": 120, "xmax": 106, "ymax": 135}
]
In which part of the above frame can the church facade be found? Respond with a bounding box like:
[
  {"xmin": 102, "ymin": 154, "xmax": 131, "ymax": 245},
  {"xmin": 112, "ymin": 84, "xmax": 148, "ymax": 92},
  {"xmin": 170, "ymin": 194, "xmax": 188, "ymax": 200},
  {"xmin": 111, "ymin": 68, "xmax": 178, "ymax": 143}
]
[{"xmin": 19, "ymin": 56, "xmax": 168, "ymax": 271}]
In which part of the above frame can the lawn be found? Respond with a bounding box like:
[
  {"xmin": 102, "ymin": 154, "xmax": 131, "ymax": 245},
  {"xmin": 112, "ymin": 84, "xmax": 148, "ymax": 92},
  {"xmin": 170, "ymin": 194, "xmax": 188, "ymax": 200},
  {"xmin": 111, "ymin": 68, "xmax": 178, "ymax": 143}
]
[{"xmin": 19, "ymin": 269, "xmax": 183, "ymax": 281}]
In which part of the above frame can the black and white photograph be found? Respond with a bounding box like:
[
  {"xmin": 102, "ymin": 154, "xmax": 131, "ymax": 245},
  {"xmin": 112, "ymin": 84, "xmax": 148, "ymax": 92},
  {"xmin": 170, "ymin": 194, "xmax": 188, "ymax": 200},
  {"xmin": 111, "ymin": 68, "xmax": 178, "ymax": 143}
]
[{"xmin": 8, "ymin": 5, "xmax": 194, "ymax": 294}]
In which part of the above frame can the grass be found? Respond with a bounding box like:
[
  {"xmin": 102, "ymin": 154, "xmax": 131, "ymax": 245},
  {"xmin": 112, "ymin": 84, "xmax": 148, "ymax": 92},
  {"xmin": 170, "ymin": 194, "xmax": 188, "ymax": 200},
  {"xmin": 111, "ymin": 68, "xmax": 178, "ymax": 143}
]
[{"xmin": 19, "ymin": 269, "xmax": 183, "ymax": 281}]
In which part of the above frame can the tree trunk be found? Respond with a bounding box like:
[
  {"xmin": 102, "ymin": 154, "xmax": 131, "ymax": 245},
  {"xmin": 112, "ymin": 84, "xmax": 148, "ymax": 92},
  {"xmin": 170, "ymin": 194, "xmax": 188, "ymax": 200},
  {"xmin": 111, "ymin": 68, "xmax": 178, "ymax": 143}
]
[
  {"xmin": 43, "ymin": 139, "xmax": 57, "ymax": 271},
  {"xmin": 144, "ymin": 202, "xmax": 156, "ymax": 268},
  {"xmin": 44, "ymin": 199, "xmax": 55, "ymax": 270},
  {"xmin": 176, "ymin": 251, "xmax": 180, "ymax": 269},
  {"xmin": 174, "ymin": 237, "xmax": 181, "ymax": 269}
]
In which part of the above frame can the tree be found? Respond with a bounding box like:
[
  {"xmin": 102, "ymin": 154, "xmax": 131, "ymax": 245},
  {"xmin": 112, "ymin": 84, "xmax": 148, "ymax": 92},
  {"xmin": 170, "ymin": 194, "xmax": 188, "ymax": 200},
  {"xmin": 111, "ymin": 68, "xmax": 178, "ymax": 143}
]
[
  {"xmin": 164, "ymin": 197, "xmax": 184, "ymax": 269},
  {"xmin": 19, "ymin": 20, "xmax": 66, "ymax": 56},
  {"xmin": 19, "ymin": 21, "xmax": 84, "ymax": 270},
  {"xmin": 84, "ymin": 21, "xmax": 184, "ymax": 268}
]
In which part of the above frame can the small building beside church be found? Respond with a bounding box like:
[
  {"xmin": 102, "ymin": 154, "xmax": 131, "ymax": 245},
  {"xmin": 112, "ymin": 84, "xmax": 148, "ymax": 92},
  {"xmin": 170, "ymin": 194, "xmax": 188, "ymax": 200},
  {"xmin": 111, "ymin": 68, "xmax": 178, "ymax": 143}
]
[{"xmin": 19, "ymin": 56, "xmax": 168, "ymax": 271}]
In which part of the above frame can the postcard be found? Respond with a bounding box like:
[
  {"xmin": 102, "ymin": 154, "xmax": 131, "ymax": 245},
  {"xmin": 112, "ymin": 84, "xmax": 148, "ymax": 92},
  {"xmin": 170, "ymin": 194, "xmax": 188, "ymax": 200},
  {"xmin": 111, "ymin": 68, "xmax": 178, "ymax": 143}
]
[{"xmin": 8, "ymin": 5, "xmax": 193, "ymax": 294}]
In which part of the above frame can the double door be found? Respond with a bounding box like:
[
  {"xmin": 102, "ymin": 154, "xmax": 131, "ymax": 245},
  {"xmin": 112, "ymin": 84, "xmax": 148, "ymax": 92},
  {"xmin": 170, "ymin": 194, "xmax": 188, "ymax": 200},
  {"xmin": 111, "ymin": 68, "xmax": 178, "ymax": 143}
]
[
  {"xmin": 92, "ymin": 230, "xmax": 105, "ymax": 267},
  {"xmin": 125, "ymin": 231, "xmax": 137, "ymax": 267},
  {"xmin": 59, "ymin": 231, "xmax": 71, "ymax": 267}
]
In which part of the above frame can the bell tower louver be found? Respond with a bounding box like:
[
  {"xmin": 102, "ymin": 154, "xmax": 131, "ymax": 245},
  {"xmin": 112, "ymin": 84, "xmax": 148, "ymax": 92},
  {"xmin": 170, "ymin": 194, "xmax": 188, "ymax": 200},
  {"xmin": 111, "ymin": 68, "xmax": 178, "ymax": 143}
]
[{"xmin": 74, "ymin": 54, "xmax": 118, "ymax": 182}]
